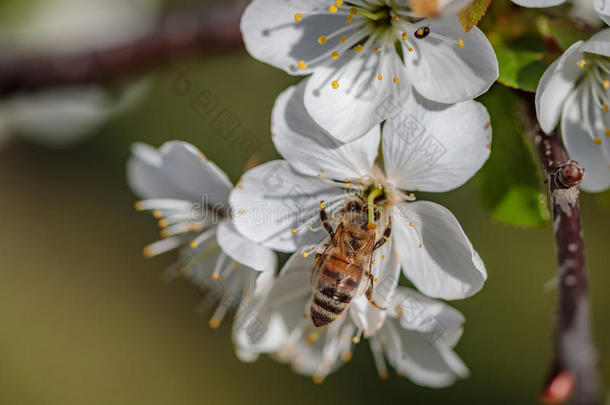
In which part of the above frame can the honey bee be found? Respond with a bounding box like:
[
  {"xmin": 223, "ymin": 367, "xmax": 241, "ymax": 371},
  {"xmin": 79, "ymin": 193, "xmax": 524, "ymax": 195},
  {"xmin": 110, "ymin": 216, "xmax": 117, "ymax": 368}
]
[{"xmin": 310, "ymin": 199, "xmax": 392, "ymax": 328}]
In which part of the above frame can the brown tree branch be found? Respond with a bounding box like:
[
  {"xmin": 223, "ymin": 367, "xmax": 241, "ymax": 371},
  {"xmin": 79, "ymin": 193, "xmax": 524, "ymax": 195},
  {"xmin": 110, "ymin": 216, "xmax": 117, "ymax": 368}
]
[
  {"xmin": 0, "ymin": 5, "xmax": 244, "ymax": 97},
  {"xmin": 519, "ymin": 93, "xmax": 602, "ymax": 405}
]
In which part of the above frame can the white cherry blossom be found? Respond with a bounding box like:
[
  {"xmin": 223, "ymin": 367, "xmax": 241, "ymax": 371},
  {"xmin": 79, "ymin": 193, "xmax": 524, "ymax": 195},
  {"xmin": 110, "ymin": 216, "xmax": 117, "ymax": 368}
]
[
  {"xmin": 240, "ymin": 0, "xmax": 498, "ymax": 141},
  {"xmin": 230, "ymin": 82, "xmax": 490, "ymax": 302},
  {"xmin": 536, "ymin": 29, "xmax": 610, "ymax": 192},
  {"xmin": 234, "ymin": 252, "xmax": 469, "ymax": 386},
  {"xmin": 128, "ymin": 141, "xmax": 276, "ymax": 328}
]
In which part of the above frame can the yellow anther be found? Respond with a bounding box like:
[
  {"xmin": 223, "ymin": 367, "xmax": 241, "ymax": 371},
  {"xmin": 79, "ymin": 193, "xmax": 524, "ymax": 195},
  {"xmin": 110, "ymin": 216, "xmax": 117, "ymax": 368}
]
[
  {"xmin": 352, "ymin": 336, "xmax": 361, "ymax": 344},
  {"xmin": 381, "ymin": 255, "xmax": 386, "ymax": 260},
  {"xmin": 605, "ymin": 80, "xmax": 609, "ymax": 89},
  {"xmin": 419, "ymin": 243, "xmax": 423, "ymax": 248},
  {"xmin": 152, "ymin": 210, "xmax": 163, "ymax": 218},
  {"xmin": 594, "ymin": 137, "xmax": 602, "ymax": 145},
  {"xmin": 372, "ymin": 260, "xmax": 376, "ymax": 265},
  {"xmin": 312, "ymin": 374, "xmax": 325, "ymax": 384},
  {"xmin": 346, "ymin": 15, "xmax": 353, "ymax": 23},
  {"xmin": 332, "ymin": 80, "xmax": 340, "ymax": 89},
  {"xmin": 379, "ymin": 371, "xmax": 389, "ymax": 380},
  {"xmin": 354, "ymin": 44, "xmax": 363, "ymax": 52},
  {"xmin": 341, "ymin": 352, "xmax": 353, "ymax": 362},
  {"xmin": 408, "ymin": 47, "xmax": 414, "ymax": 52},
  {"xmin": 319, "ymin": 203, "xmax": 325, "ymax": 208},
  {"xmin": 212, "ymin": 273, "xmax": 220, "ymax": 280},
  {"xmin": 330, "ymin": 215, "xmax": 335, "ymax": 219},
  {"xmin": 134, "ymin": 201, "xmax": 144, "ymax": 211},
  {"xmin": 402, "ymin": 32, "xmax": 407, "ymax": 41},
  {"xmin": 458, "ymin": 39, "xmax": 464, "ymax": 48},
  {"xmin": 297, "ymin": 60, "xmax": 307, "ymax": 69},
  {"xmin": 317, "ymin": 172, "xmax": 323, "ymax": 178},
  {"xmin": 142, "ymin": 246, "xmax": 154, "ymax": 258},
  {"xmin": 349, "ymin": 7, "xmax": 357, "ymax": 14},
  {"xmin": 308, "ymin": 226, "xmax": 314, "ymax": 231},
  {"xmin": 209, "ymin": 318, "xmax": 221, "ymax": 329},
  {"xmin": 291, "ymin": 228, "xmax": 297, "ymax": 234},
  {"xmin": 392, "ymin": 15, "xmax": 399, "ymax": 21},
  {"xmin": 294, "ymin": 13, "xmax": 303, "ymax": 22},
  {"xmin": 329, "ymin": 4, "xmax": 338, "ymax": 13},
  {"xmin": 604, "ymin": 103, "xmax": 609, "ymax": 112},
  {"xmin": 331, "ymin": 51, "xmax": 339, "ymax": 60},
  {"xmin": 190, "ymin": 241, "xmax": 198, "ymax": 248},
  {"xmin": 318, "ymin": 36, "xmax": 327, "ymax": 45},
  {"xmin": 606, "ymin": 129, "xmax": 610, "ymax": 137},
  {"xmin": 340, "ymin": 35, "xmax": 347, "ymax": 44},
  {"xmin": 367, "ymin": 223, "xmax": 377, "ymax": 230},
  {"xmin": 158, "ymin": 219, "xmax": 169, "ymax": 228},
  {"xmin": 335, "ymin": 0, "xmax": 343, "ymax": 6},
  {"xmin": 393, "ymin": 77, "xmax": 400, "ymax": 83},
  {"xmin": 374, "ymin": 47, "xmax": 380, "ymax": 52},
  {"xmin": 303, "ymin": 252, "xmax": 309, "ymax": 258},
  {"xmin": 378, "ymin": 74, "xmax": 383, "ymax": 81},
  {"xmin": 577, "ymin": 59, "xmax": 586, "ymax": 69},
  {"xmin": 409, "ymin": 222, "xmax": 414, "ymax": 227},
  {"xmin": 374, "ymin": 277, "xmax": 379, "ymax": 283}
]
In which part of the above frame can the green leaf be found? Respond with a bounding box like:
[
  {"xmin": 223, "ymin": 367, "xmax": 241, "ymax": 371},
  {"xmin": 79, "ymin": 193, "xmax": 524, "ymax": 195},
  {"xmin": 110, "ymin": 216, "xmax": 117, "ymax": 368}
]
[
  {"xmin": 474, "ymin": 84, "xmax": 550, "ymax": 227},
  {"xmin": 459, "ymin": 0, "xmax": 492, "ymax": 32},
  {"xmin": 495, "ymin": 44, "xmax": 548, "ymax": 92}
]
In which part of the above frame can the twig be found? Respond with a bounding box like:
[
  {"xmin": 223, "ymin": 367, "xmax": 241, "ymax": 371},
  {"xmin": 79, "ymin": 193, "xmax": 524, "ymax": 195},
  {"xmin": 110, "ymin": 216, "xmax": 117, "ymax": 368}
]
[
  {"xmin": 0, "ymin": 5, "xmax": 244, "ymax": 97},
  {"xmin": 519, "ymin": 93, "xmax": 602, "ymax": 405}
]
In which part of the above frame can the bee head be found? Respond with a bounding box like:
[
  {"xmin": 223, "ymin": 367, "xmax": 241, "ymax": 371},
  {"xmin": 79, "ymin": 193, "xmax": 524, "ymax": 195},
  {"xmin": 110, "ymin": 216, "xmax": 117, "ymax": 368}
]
[{"xmin": 345, "ymin": 200, "xmax": 364, "ymax": 213}]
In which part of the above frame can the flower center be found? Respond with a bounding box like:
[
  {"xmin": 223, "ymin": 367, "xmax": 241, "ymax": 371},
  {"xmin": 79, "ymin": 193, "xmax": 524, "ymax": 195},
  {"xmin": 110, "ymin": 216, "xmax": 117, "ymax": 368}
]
[
  {"xmin": 292, "ymin": 1, "xmax": 466, "ymax": 89},
  {"xmin": 578, "ymin": 53, "xmax": 610, "ymax": 145}
]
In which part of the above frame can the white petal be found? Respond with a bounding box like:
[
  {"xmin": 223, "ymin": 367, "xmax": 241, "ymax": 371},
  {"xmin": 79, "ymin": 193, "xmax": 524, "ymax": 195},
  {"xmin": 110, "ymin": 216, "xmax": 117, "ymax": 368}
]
[
  {"xmin": 127, "ymin": 141, "xmax": 232, "ymax": 204},
  {"xmin": 272, "ymin": 82, "xmax": 381, "ymax": 179},
  {"xmin": 230, "ymin": 160, "xmax": 342, "ymax": 252},
  {"xmin": 233, "ymin": 252, "xmax": 312, "ymax": 360},
  {"xmin": 510, "ymin": 0, "xmax": 566, "ymax": 6},
  {"xmin": 595, "ymin": 0, "xmax": 610, "ymax": 25},
  {"xmin": 581, "ymin": 28, "xmax": 610, "ymax": 56},
  {"xmin": 304, "ymin": 52, "xmax": 411, "ymax": 142},
  {"xmin": 535, "ymin": 41, "xmax": 584, "ymax": 134},
  {"xmin": 240, "ymin": 0, "xmax": 352, "ymax": 75},
  {"xmin": 382, "ymin": 319, "xmax": 469, "ymax": 388},
  {"xmin": 383, "ymin": 92, "xmax": 491, "ymax": 192},
  {"xmin": 403, "ymin": 17, "xmax": 498, "ymax": 104},
  {"xmin": 216, "ymin": 219, "xmax": 277, "ymax": 273},
  {"xmin": 390, "ymin": 287, "xmax": 464, "ymax": 346},
  {"xmin": 561, "ymin": 85, "xmax": 610, "ymax": 192},
  {"xmin": 392, "ymin": 202, "xmax": 487, "ymax": 300}
]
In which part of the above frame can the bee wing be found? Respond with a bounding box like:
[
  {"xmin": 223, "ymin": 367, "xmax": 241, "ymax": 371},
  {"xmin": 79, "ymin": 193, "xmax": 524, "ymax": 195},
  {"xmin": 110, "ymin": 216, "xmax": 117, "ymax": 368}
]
[{"xmin": 354, "ymin": 236, "xmax": 376, "ymax": 298}]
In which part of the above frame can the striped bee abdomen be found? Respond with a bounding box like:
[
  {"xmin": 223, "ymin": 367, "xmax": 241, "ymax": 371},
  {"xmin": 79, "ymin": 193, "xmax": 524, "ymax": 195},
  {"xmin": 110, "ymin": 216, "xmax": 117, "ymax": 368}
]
[{"xmin": 310, "ymin": 256, "xmax": 362, "ymax": 327}]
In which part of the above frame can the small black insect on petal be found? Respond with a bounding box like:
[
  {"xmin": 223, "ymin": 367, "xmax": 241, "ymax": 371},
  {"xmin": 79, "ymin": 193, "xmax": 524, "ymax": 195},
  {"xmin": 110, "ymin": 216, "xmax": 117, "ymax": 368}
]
[{"xmin": 414, "ymin": 26, "xmax": 430, "ymax": 39}]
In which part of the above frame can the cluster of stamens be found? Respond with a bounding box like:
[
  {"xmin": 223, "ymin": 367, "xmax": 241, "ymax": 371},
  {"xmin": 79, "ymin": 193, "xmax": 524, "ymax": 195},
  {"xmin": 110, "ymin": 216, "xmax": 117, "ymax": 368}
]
[
  {"xmin": 135, "ymin": 199, "xmax": 254, "ymax": 329},
  {"xmin": 292, "ymin": 1, "xmax": 465, "ymax": 90}
]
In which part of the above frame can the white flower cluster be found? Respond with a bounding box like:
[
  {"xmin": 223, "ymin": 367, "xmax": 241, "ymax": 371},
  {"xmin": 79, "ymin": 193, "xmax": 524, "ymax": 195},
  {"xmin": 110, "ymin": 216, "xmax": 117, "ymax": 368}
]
[
  {"xmin": 125, "ymin": 0, "xmax": 608, "ymax": 388},
  {"xmin": 513, "ymin": 0, "xmax": 610, "ymax": 192}
]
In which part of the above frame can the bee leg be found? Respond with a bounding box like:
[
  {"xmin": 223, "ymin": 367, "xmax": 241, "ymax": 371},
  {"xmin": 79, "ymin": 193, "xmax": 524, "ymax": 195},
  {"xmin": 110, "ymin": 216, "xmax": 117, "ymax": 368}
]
[
  {"xmin": 373, "ymin": 217, "xmax": 392, "ymax": 251},
  {"xmin": 319, "ymin": 205, "xmax": 335, "ymax": 238},
  {"xmin": 366, "ymin": 272, "xmax": 387, "ymax": 311}
]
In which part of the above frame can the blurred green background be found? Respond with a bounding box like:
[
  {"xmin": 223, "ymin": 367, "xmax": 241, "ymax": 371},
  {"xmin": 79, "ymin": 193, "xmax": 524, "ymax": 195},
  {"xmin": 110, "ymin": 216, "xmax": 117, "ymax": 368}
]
[{"xmin": 1, "ymin": 1, "xmax": 610, "ymax": 405}]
